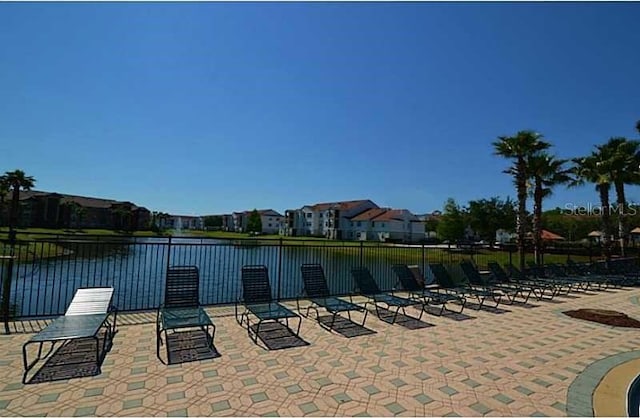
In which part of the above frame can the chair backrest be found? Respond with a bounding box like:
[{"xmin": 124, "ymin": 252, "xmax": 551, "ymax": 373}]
[
  {"xmin": 408, "ymin": 265, "xmax": 429, "ymax": 286},
  {"xmin": 165, "ymin": 265, "xmax": 200, "ymax": 308},
  {"xmin": 66, "ymin": 287, "xmax": 114, "ymax": 316},
  {"xmin": 488, "ymin": 262, "xmax": 509, "ymax": 283},
  {"xmin": 351, "ymin": 267, "xmax": 382, "ymax": 295},
  {"xmin": 241, "ymin": 265, "xmax": 273, "ymax": 303},
  {"xmin": 459, "ymin": 260, "xmax": 484, "ymax": 286},
  {"xmin": 547, "ymin": 263, "xmax": 566, "ymax": 277},
  {"xmin": 391, "ymin": 264, "xmax": 422, "ymax": 291},
  {"xmin": 507, "ymin": 264, "xmax": 525, "ymax": 280},
  {"xmin": 300, "ymin": 264, "xmax": 331, "ymax": 298},
  {"xmin": 429, "ymin": 263, "xmax": 456, "ymax": 288},
  {"xmin": 527, "ymin": 261, "xmax": 546, "ymax": 278}
]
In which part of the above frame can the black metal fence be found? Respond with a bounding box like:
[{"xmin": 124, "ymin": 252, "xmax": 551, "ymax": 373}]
[{"xmin": 0, "ymin": 233, "xmax": 608, "ymax": 325}]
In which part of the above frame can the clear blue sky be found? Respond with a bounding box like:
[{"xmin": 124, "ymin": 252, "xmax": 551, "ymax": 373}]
[{"xmin": 1, "ymin": 3, "xmax": 639, "ymax": 216}]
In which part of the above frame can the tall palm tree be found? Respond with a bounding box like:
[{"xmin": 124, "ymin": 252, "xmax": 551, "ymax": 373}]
[
  {"xmin": 0, "ymin": 177, "xmax": 9, "ymax": 227},
  {"xmin": 0, "ymin": 170, "xmax": 34, "ymax": 333},
  {"xmin": 1, "ymin": 170, "xmax": 35, "ymax": 240},
  {"xmin": 597, "ymin": 137, "xmax": 640, "ymax": 256},
  {"xmin": 527, "ymin": 153, "xmax": 572, "ymax": 264},
  {"xmin": 493, "ymin": 131, "xmax": 551, "ymax": 273},
  {"xmin": 571, "ymin": 153, "xmax": 614, "ymax": 262}
]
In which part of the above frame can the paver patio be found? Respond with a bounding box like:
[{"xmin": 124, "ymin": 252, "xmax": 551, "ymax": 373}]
[{"xmin": 1, "ymin": 287, "xmax": 640, "ymax": 416}]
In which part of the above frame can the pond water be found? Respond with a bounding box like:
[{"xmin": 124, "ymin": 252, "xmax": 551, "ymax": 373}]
[{"xmin": 5, "ymin": 237, "xmax": 422, "ymax": 317}]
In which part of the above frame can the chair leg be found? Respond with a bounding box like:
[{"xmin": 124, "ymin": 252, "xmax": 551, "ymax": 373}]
[{"xmin": 360, "ymin": 308, "xmax": 368, "ymax": 326}]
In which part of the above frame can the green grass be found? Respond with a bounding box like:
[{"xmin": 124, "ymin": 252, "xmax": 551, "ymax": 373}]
[{"xmin": 0, "ymin": 227, "xmax": 594, "ymax": 266}]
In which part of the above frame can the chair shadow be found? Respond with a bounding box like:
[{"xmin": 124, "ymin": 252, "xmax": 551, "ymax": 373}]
[
  {"xmin": 506, "ymin": 300, "xmax": 540, "ymax": 309},
  {"xmin": 166, "ymin": 330, "xmax": 221, "ymax": 365},
  {"xmin": 424, "ymin": 305, "xmax": 475, "ymax": 321},
  {"xmin": 28, "ymin": 332, "xmax": 110, "ymax": 384},
  {"xmin": 373, "ymin": 306, "xmax": 435, "ymax": 329},
  {"xmin": 249, "ymin": 322, "xmax": 310, "ymax": 350},
  {"xmin": 316, "ymin": 315, "xmax": 376, "ymax": 337},
  {"xmin": 465, "ymin": 302, "xmax": 511, "ymax": 314}
]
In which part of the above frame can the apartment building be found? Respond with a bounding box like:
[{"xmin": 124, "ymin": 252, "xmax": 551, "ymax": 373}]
[
  {"xmin": 158, "ymin": 215, "xmax": 204, "ymax": 230},
  {"xmin": 231, "ymin": 209, "xmax": 284, "ymax": 234},
  {"xmin": 16, "ymin": 190, "xmax": 150, "ymax": 230},
  {"xmin": 282, "ymin": 199, "xmax": 379, "ymax": 239},
  {"xmin": 350, "ymin": 208, "xmax": 424, "ymax": 242}
]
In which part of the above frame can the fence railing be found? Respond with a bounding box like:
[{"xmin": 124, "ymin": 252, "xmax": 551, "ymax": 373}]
[{"xmin": 0, "ymin": 234, "xmax": 608, "ymax": 328}]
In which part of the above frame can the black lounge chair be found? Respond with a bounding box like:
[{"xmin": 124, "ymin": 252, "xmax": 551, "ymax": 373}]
[
  {"xmin": 526, "ymin": 262, "xmax": 578, "ymax": 293},
  {"xmin": 459, "ymin": 260, "xmax": 531, "ymax": 304},
  {"xmin": 23, "ymin": 287, "xmax": 118, "ymax": 383},
  {"xmin": 579, "ymin": 260, "xmax": 632, "ymax": 287},
  {"xmin": 428, "ymin": 263, "xmax": 501, "ymax": 310},
  {"xmin": 236, "ymin": 265, "xmax": 302, "ymax": 344},
  {"xmin": 156, "ymin": 266, "xmax": 215, "ymax": 362},
  {"xmin": 487, "ymin": 261, "xmax": 556, "ymax": 300},
  {"xmin": 546, "ymin": 263, "xmax": 605, "ymax": 291},
  {"xmin": 351, "ymin": 267, "xmax": 426, "ymax": 323},
  {"xmin": 391, "ymin": 264, "xmax": 466, "ymax": 315},
  {"xmin": 298, "ymin": 264, "xmax": 368, "ymax": 331}
]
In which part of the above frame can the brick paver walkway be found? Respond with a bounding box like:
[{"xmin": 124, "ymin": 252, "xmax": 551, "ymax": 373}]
[{"xmin": 1, "ymin": 287, "xmax": 640, "ymax": 416}]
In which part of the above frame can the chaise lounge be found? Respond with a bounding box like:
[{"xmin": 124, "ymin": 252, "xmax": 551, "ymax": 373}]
[{"xmin": 22, "ymin": 287, "xmax": 117, "ymax": 384}]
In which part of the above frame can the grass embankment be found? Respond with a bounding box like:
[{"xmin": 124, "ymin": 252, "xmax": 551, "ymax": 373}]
[{"xmin": 0, "ymin": 228, "xmax": 593, "ymax": 266}]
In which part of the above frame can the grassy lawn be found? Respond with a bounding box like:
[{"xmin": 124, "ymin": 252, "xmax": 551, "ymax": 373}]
[{"xmin": 0, "ymin": 227, "xmax": 595, "ymax": 266}]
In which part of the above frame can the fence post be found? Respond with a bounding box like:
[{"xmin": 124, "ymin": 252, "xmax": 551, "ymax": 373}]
[
  {"xmin": 508, "ymin": 246, "xmax": 513, "ymax": 267},
  {"xmin": 165, "ymin": 236, "xmax": 172, "ymax": 272},
  {"xmin": 277, "ymin": 238, "xmax": 283, "ymax": 300},
  {"xmin": 421, "ymin": 244, "xmax": 425, "ymax": 275},
  {"xmin": 359, "ymin": 241, "xmax": 364, "ymax": 268},
  {"xmin": 2, "ymin": 230, "xmax": 16, "ymax": 335}
]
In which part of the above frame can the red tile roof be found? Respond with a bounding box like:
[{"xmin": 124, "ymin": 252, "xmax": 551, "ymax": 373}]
[
  {"xmin": 350, "ymin": 208, "xmax": 419, "ymax": 222},
  {"xmin": 310, "ymin": 199, "xmax": 374, "ymax": 211},
  {"xmin": 350, "ymin": 208, "xmax": 387, "ymax": 221}
]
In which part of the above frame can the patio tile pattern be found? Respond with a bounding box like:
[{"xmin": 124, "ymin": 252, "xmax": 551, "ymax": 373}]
[{"xmin": 1, "ymin": 288, "xmax": 640, "ymax": 416}]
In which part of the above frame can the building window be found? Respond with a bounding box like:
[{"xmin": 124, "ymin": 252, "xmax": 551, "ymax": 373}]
[
  {"xmin": 306, "ymin": 213, "xmax": 312, "ymax": 218},
  {"xmin": 319, "ymin": 213, "xmax": 323, "ymax": 218},
  {"xmin": 268, "ymin": 223, "xmax": 272, "ymax": 227},
  {"xmin": 372, "ymin": 221, "xmax": 375, "ymax": 227},
  {"xmin": 357, "ymin": 221, "xmax": 361, "ymax": 227},
  {"xmin": 381, "ymin": 223, "xmax": 385, "ymax": 228}
]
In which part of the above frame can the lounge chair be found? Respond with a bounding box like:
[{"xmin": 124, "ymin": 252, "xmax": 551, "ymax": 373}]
[
  {"xmin": 546, "ymin": 263, "xmax": 606, "ymax": 291},
  {"xmin": 236, "ymin": 265, "xmax": 302, "ymax": 345},
  {"xmin": 22, "ymin": 287, "xmax": 117, "ymax": 384},
  {"xmin": 351, "ymin": 267, "xmax": 426, "ymax": 323},
  {"xmin": 156, "ymin": 266, "xmax": 215, "ymax": 362},
  {"xmin": 459, "ymin": 260, "xmax": 531, "ymax": 304},
  {"xmin": 526, "ymin": 262, "xmax": 579, "ymax": 293},
  {"xmin": 428, "ymin": 263, "xmax": 501, "ymax": 310},
  {"xmin": 487, "ymin": 261, "xmax": 556, "ymax": 300},
  {"xmin": 391, "ymin": 264, "xmax": 466, "ymax": 315},
  {"xmin": 298, "ymin": 264, "xmax": 368, "ymax": 331}
]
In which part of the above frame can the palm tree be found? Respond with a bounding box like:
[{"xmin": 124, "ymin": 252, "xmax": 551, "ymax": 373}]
[
  {"xmin": 493, "ymin": 131, "xmax": 551, "ymax": 273},
  {"xmin": 0, "ymin": 170, "xmax": 34, "ymax": 333},
  {"xmin": 571, "ymin": 153, "xmax": 614, "ymax": 262},
  {"xmin": 0, "ymin": 170, "xmax": 35, "ymax": 240},
  {"xmin": 597, "ymin": 137, "xmax": 640, "ymax": 256},
  {"xmin": 0, "ymin": 177, "xmax": 9, "ymax": 227},
  {"xmin": 527, "ymin": 153, "xmax": 572, "ymax": 264}
]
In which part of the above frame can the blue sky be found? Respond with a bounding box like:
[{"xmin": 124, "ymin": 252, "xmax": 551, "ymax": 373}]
[{"xmin": 1, "ymin": 3, "xmax": 639, "ymax": 216}]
